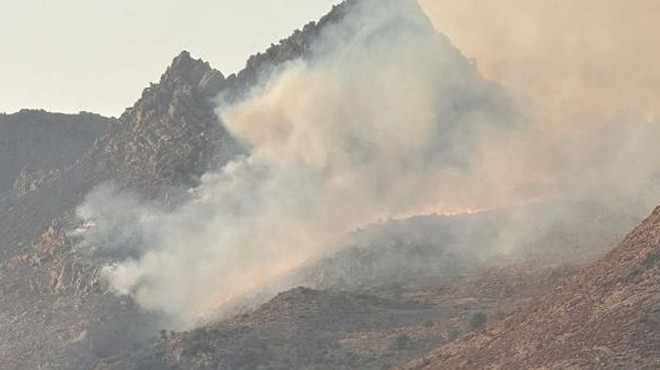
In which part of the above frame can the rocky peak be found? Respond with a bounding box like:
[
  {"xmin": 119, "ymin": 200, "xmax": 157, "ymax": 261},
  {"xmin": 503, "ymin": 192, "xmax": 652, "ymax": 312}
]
[{"xmin": 160, "ymin": 50, "xmax": 226, "ymax": 99}]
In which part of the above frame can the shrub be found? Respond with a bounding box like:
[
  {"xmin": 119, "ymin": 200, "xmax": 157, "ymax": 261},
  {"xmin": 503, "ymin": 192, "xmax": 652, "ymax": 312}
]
[
  {"xmin": 469, "ymin": 311, "xmax": 488, "ymax": 331},
  {"xmin": 448, "ymin": 326, "xmax": 461, "ymax": 341},
  {"xmin": 392, "ymin": 333, "xmax": 411, "ymax": 350}
]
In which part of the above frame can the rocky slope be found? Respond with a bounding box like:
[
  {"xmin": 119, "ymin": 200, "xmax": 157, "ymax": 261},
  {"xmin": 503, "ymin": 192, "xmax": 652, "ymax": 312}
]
[
  {"xmin": 0, "ymin": 3, "xmax": 367, "ymax": 369},
  {"xmin": 0, "ymin": 51, "xmax": 245, "ymax": 370},
  {"xmin": 0, "ymin": 222, "xmax": 157, "ymax": 370},
  {"xmin": 399, "ymin": 206, "xmax": 660, "ymax": 370},
  {"xmin": 93, "ymin": 263, "xmax": 577, "ymax": 370}
]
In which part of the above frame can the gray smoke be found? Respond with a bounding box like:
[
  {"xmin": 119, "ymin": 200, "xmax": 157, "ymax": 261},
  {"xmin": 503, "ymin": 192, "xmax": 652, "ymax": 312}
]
[{"xmin": 77, "ymin": 0, "xmax": 660, "ymax": 327}]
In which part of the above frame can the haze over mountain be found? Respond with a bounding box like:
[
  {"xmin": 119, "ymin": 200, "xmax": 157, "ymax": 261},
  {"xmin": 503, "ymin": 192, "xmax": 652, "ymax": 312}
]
[{"xmin": 0, "ymin": 0, "xmax": 658, "ymax": 369}]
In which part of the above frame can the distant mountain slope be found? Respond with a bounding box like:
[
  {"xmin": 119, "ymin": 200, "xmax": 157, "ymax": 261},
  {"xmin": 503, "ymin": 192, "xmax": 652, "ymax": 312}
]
[
  {"xmin": 400, "ymin": 206, "xmax": 660, "ymax": 370},
  {"xmin": 0, "ymin": 110, "xmax": 113, "ymax": 208}
]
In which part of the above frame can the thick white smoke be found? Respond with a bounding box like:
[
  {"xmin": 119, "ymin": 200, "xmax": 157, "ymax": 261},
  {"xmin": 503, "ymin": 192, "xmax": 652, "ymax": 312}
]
[{"xmin": 77, "ymin": 0, "xmax": 660, "ymax": 327}]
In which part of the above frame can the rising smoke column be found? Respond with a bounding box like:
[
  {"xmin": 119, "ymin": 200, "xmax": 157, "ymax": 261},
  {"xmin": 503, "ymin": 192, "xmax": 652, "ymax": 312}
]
[{"xmin": 77, "ymin": 0, "xmax": 526, "ymax": 327}]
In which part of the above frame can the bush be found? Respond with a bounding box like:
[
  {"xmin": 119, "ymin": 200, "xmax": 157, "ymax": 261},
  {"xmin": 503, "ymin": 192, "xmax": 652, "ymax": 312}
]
[
  {"xmin": 392, "ymin": 333, "xmax": 410, "ymax": 350},
  {"xmin": 448, "ymin": 326, "xmax": 461, "ymax": 341},
  {"xmin": 469, "ymin": 312, "xmax": 488, "ymax": 331}
]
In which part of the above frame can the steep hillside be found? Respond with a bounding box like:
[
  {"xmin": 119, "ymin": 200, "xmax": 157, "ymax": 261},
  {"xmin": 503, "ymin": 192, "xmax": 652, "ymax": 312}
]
[
  {"xmin": 400, "ymin": 206, "xmax": 660, "ymax": 370},
  {"xmin": 0, "ymin": 221, "xmax": 158, "ymax": 370}
]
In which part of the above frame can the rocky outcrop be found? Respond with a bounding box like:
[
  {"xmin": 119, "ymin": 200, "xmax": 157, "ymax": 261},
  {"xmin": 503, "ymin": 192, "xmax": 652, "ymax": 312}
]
[
  {"xmin": 0, "ymin": 216, "xmax": 158, "ymax": 370},
  {"xmin": 12, "ymin": 167, "xmax": 62, "ymax": 199},
  {"xmin": 98, "ymin": 50, "xmax": 240, "ymax": 187}
]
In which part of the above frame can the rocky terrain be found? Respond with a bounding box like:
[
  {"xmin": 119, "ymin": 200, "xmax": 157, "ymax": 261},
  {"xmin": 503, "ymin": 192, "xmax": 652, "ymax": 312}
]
[
  {"xmin": 399, "ymin": 206, "xmax": 660, "ymax": 370},
  {"xmin": 0, "ymin": 52, "xmax": 241, "ymax": 369},
  {"xmin": 85, "ymin": 202, "xmax": 648, "ymax": 370},
  {"xmin": 92, "ymin": 263, "xmax": 579, "ymax": 370},
  {"xmin": 0, "ymin": 3, "xmax": 371, "ymax": 369},
  {"xmin": 0, "ymin": 1, "xmax": 658, "ymax": 369}
]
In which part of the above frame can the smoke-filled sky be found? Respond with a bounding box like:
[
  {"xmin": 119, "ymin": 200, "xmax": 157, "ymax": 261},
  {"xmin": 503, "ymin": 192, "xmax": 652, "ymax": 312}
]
[
  {"xmin": 419, "ymin": 0, "xmax": 660, "ymax": 125},
  {"xmin": 75, "ymin": 0, "xmax": 660, "ymax": 328},
  {"xmin": 0, "ymin": 0, "xmax": 340, "ymax": 116}
]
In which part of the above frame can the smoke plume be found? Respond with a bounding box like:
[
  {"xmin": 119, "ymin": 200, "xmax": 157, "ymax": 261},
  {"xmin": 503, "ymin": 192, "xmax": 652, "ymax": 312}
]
[
  {"xmin": 418, "ymin": 0, "xmax": 660, "ymax": 125},
  {"xmin": 77, "ymin": 0, "xmax": 660, "ymax": 327}
]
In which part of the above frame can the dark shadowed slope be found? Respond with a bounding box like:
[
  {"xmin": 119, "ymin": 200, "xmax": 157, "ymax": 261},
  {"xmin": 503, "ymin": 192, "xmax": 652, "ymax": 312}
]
[
  {"xmin": 0, "ymin": 110, "xmax": 113, "ymax": 208},
  {"xmin": 400, "ymin": 206, "xmax": 660, "ymax": 370}
]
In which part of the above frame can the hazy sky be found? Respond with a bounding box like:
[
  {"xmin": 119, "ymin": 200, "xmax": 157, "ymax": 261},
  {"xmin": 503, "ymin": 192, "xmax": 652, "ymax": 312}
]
[
  {"xmin": 0, "ymin": 0, "xmax": 340, "ymax": 117},
  {"xmin": 419, "ymin": 0, "xmax": 660, "ymax": 124}
]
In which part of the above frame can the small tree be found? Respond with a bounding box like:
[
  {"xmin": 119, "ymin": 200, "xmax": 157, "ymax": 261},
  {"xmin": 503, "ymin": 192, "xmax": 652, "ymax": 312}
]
[
  {"xmin": 448, "ymin": 326, "xmax": 461, "ymax": 341},
  {"xmin": 392, "ymin": 333, "xmax": 411, "ymax": 350},
  {"xmin": 469, "ymin": 311, "xmax": 488, "ymax": 331}
]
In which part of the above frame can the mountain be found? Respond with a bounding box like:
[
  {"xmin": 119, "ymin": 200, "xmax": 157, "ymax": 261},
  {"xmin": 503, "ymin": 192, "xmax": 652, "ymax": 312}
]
[
  {"xmin": 0, "ymin": 52, "xmax": 237, "ymax": 260},
  {"xmin": 0, "ymin": 0, "xmax": 353, "ymax": 261},
  {"xmin": 1, "ymin": 0, "xmax": 657, "ymax": 369},
  {"xmin": 0, "ymin": 110, "xmax": 113, "ymax": 209},
  {"xmin": 0, "ymin": 52, "xmax": 238, "ymax": 370},
  {"xmin": 399, "ymin": 206, "xmax": 660, "ymax": 370},
  {"xmin": 0, "ymin": 3, "xmax": 360, "ymax": 369}
]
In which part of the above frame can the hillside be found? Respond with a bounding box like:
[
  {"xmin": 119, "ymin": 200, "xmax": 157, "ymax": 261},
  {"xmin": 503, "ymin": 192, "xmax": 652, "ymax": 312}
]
[
  {"xmin": 0, "ymin": 1, "xmax": 657, "ymax": 369},
  {"xmin": 0, "ymin": 110, "xmax": 113, "ymax": 208},
  {"xmin": 0, "ymin": 3, "xmax": 364, "ymax": 369},
  {"xmin": 92, "ymin": 264, "xmax": 579, "ymax": 370},
  {"xmin": 400, "ymin": 206, "xmax": 660, "ymax": 370}
]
